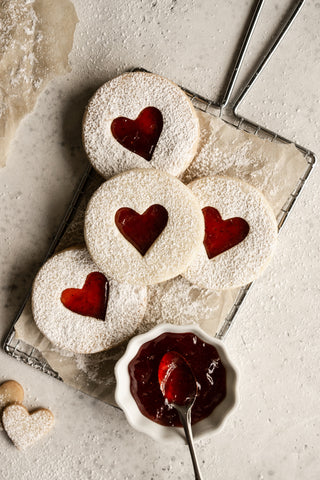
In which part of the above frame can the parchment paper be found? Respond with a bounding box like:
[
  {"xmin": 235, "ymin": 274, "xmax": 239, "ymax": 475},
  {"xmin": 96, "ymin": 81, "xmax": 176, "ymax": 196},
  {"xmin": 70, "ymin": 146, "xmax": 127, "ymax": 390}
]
[
  {"xmin": 0, "ymin": 0, "xmax": 78, "ymax": 167},
  {"xmin": 13, "ymin": 110, "xmax": 308, "ymax": 406}
]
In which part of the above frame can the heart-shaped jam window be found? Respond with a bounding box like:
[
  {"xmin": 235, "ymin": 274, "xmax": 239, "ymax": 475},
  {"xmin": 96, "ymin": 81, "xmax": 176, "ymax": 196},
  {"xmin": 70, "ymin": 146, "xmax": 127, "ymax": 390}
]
[
  {"xmin": 61, "ymin": 272, "xmax": 108, "ymax": 320},
  {"xmin": 202, "ymin": 206, "xmax": 249, "ymax": 259},
  {"xmin": 111, "ymin": 106, "xmax": 163, "ymax": 161},
  {"xmin": 115, "ymin": 204, "xmax": 168, "ymax": 256}
]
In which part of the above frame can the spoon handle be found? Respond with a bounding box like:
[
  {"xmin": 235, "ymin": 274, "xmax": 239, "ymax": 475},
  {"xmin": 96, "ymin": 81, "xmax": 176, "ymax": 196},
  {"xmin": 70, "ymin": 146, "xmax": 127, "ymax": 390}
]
[{"xmin": 178, "ymin": 408, "xmax": 204, "ymax": 480}]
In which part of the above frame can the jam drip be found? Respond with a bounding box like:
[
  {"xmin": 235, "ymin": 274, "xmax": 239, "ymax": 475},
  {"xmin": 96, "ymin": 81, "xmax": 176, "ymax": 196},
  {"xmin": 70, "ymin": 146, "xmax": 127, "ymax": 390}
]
[
  {"xmin": 61, "ymin": 272, "xmax": 108, "ymax": 320},
  {"xmin": 115, "ymin": 204, "xmax": 168, "ymax": 256},
  {"xmin": 111, "ymin": 106, "xmax": 163, "ymax": 161},
  {"xmin": 202, "ymin": 206, "xmax": 250, "ymax": 259}
]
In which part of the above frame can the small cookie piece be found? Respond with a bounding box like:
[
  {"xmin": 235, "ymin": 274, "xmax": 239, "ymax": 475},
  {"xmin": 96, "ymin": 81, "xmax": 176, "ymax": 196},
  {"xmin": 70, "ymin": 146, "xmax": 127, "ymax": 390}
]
[
  {"xmin": 32, "ymin": 247, "xmax": 148, "ymax": 353},
  {"xmin": 84, "ymin": 168, "xmax": 204, "ymax": 286},
  {"xmin": 2, "ymin": 404, "xmax": 54, "ymax": 450},
  {"xmin": 0, "ymin": 381, "xmax": 24, "ymax": 410},
  {"xmin": 82, "ymin": 71, "xmax": 199, "ymax": 178},
  {"xmin": 183, "ymin": 176, "xmax": 278, "ymax": 290},
  {"xmin": 0, "ymin": 380, "xmax": 24, "ymax": 430}
]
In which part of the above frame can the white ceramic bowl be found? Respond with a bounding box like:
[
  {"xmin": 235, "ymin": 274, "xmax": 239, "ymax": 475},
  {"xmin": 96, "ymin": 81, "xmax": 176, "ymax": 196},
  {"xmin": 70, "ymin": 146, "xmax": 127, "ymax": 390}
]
[{"xmin": 115, "ymin": 324, "xmax": 238, "ymax": 444}]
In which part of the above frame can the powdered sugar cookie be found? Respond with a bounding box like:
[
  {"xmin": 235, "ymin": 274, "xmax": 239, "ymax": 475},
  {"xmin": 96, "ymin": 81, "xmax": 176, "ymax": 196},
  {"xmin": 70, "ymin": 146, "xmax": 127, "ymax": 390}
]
[
  {"xmin": 183, "ymin": 176, "xmax": 278, "ymax": 290},
  {"xmin": 2, "ymin": 404, "xmax": 54, "ymax": 450},
  {"xmin": 84, "ymin": 168, "xmax": 204, "ymax": 286},
  {"xmin": 82, "ymin": 72, "xmax": 199, "ymax": 178},
  {"xmin": 32, "ymin": 247, "xmax": 148, "ymax": 353},
  {"xmin": 0, "ymin": 380, "xmax": 24, "ymax": 430}
]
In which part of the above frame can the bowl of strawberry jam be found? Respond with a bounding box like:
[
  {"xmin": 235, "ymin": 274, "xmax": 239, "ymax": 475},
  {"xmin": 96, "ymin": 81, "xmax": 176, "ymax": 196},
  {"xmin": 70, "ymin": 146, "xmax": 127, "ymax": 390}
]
[{"xmin": 115, "ymin": 324, "xmax": 238, "ymax": 443}]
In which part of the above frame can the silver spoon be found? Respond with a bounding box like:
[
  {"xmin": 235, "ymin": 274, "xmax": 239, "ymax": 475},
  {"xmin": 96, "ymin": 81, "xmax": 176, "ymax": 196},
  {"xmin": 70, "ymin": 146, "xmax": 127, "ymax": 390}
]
[{"xmin": 158, "ymin": 351, "xmax": 204, "ymax": 480}]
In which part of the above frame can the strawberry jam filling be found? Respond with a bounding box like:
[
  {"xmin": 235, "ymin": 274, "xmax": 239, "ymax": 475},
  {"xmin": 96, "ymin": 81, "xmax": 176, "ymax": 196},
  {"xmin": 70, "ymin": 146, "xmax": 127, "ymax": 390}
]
[
  {"xmin": 128, "ymin": 332, "xmax": 226, "ymax": 427},
  {"xmin": 61, "ymin": 272, "xmax": 108, "ymax": 320},
  {"xmin": 115, "ymin": 204, "xmax": 168, "ymax": 256},
  {"xmin": 202, "ymin": 206, "xmax": 249, "ymax": 259},
  {"xmin": 111, "ymin": 106, "xmax": 163, "ymax": 161}
]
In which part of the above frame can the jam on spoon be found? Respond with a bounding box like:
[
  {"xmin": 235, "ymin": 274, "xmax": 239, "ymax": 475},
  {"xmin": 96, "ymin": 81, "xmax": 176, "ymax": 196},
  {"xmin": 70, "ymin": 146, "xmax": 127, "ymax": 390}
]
[
  {"xmin": 158, "ymin": 351, "xmax": 203, "ymax": 480},
  {"xmin": 158, "ymin": 351, "xmax": 197, "ymax": 406}
]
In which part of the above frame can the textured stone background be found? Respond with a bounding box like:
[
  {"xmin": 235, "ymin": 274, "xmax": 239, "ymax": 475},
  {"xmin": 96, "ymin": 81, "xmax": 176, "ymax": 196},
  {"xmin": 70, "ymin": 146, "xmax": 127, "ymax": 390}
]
[{"xmin": 0, "ymin": 1, "xmax": 319, "ymax": 478}]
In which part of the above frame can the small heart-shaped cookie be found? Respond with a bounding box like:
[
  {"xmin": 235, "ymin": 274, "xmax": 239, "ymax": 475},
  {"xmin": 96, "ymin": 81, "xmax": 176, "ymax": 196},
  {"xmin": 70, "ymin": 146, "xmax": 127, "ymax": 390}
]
[
  {"xmin": 2, "ymin": 404, "xmax": 54, "ymax": 450},
  {"xmin": 0, "ymin": 380, "xmax": 24, "ymax": 410},
  {"xmin": 0, "ymin": 380, "xmax": 24, "ymax": 430}
]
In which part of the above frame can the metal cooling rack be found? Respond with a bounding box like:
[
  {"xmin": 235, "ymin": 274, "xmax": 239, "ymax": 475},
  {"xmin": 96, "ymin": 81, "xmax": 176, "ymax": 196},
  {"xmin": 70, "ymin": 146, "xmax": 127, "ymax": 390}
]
[
  {"xmin": 3, "ymin": 0, "xmax": 316, "ymax": 380},
  {"xmin": 3, "ymin": 165, "xmax": 94, "ymax": 380},
  {"xmin": 179, "ymin": 94, "xmax": 315, "ymax": 339}
]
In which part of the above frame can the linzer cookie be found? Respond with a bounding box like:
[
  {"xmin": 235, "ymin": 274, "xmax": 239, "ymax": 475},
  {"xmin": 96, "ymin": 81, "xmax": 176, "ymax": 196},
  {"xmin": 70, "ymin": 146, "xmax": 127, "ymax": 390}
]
[
  {"xmin": 31, "ymin": 247, "xmax": 148, "ymax": 353},
  {"xmin": 183, "ymin": 176, "xmax": 278, "ymax": 290},
  {"xmin": 84, "ymin": 168, "xmax": 204, "ymax": 286},
  {"xmin": 82, "ymin": 71, "xmax": 199, "ymax": 178}
]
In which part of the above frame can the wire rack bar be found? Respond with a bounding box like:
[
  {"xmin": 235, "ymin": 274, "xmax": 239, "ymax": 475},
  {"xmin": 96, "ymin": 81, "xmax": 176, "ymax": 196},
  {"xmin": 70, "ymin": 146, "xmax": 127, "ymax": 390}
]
[
  {"xmin": 220, "ymin": 0, "xmax": 265, "ymax": 108},
  {"xmin": 233, "ymin": 0, "xmax": 306, "ymax": 113}
]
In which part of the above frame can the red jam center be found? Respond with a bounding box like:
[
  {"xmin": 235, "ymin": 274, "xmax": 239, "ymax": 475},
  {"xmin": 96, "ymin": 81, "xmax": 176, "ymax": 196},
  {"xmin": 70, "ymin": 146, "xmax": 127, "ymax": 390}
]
[
  {"xmin": 115, "ymin": 204, "xmax": 168, "ymax": 256},
  {"xmin": 202, "ymin": 206, "xmax": 250, "ymax": 259},
  {"xmin": 158, "ymin": 351, "xmax": 197, "ymax": 406},
  {"xmin": 128, "ymin": 332, "xmax": 227, "ymax": 427},
  {"xmin": 111, "ymin": 106, "xmax": 163, "ymax": 161},
  {"xmin": 61, "ymin": 272, "xmax": 108, "ymax": 320}
]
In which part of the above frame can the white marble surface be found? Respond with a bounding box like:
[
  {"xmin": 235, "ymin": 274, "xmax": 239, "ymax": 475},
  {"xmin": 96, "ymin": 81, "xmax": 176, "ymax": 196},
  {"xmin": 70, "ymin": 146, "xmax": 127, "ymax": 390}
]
[{"xmin": 1, "ymin": 1, "xmax": 319, "ymax": 478}]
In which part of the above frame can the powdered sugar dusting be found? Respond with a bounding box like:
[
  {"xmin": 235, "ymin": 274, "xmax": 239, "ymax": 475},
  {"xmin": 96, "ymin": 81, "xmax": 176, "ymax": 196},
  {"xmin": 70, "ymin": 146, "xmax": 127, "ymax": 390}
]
[
  {"xmin": 2, "ymin": 405, "xmax": 54, "ymax": 450},
  {"xmin": 84, "ymin": 168, "xmax": 204, "ymax": 286},
  {"xmin": 0, "ymin": 2, "xmax": 42, "ymax": 106},
  {"xmin": 82, "ymin": 72, "xmax": 199, "ymax": 178},
  {"xmin": 182, "ymin": 111, "xmax": 307, "ymax": 215},
  {"xmin": 140, "ymin": 275, "xmax": 229, "ymax": 334},
  {"xmin": 75, "ymin": 344, "xmax": 126, "ymax": 389},
  {"xmin": 32, "ymin": 247, "xmax": 147, "ymax": 353},
  {"xmin": 183, "ymin": 176, "xmax": 278, "ymax": 290},
  {"xmin": 0, "ymin": 0, "xmax": 78, "ymax": 166}
]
